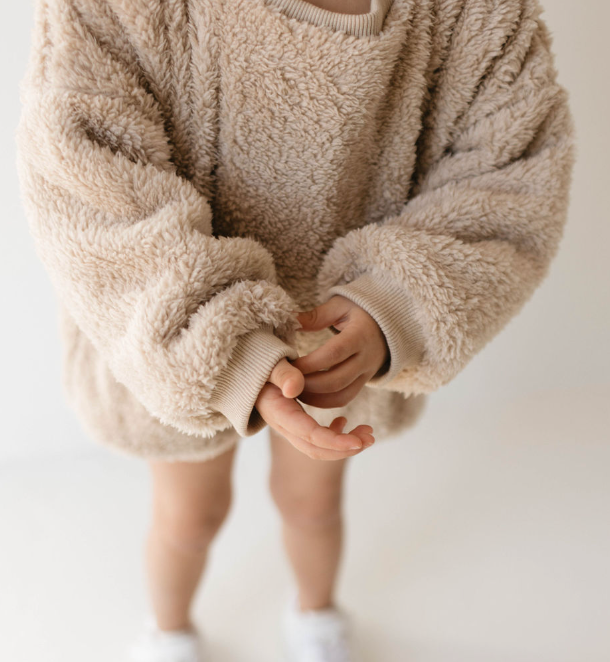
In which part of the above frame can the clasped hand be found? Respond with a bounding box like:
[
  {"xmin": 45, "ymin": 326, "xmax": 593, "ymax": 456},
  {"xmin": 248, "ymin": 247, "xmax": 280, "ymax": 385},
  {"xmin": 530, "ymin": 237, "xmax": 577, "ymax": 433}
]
[{"xmin": 254, "ymin": 295, "xmax": 390, "ymax": 460}]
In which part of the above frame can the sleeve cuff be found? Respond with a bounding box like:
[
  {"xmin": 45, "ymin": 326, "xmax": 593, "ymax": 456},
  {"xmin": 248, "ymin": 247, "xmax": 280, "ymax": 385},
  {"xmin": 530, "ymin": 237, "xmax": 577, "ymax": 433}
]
[
  {"xmin": 326, "ymin": 271, "xmax": 426, "ymax": 387},
  {"xmin": 208, "ymin": 323, "xmax": 300, "ymax": 437}
]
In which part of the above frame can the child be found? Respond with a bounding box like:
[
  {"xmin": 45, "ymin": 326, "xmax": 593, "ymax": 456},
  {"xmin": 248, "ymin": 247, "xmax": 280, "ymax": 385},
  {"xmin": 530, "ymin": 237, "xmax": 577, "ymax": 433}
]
[{"xmin": 15, "ymin": 0, "xmax": 575, "ymax": 660}]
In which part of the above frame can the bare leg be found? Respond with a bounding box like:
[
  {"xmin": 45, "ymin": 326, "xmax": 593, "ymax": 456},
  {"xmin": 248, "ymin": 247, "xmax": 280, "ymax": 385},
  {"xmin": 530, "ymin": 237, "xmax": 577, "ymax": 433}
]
[
  {"xmin": 268, "ymin": 426, "xmax": 350, "ymax": 611},
  {"xmin": 145, "ymin": 445, "xmax": 237, "ymax": 631}
]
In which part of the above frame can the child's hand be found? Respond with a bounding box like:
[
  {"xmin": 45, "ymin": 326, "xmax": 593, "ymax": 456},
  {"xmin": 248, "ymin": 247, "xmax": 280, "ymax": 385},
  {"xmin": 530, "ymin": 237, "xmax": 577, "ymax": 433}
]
[
  {"xmin": 289, "ymin": 295, "xmax": 389, "ymax": 409},
  {"xmin": 254, "ymin": 357, "xmax": 375, "ymax": 461}
]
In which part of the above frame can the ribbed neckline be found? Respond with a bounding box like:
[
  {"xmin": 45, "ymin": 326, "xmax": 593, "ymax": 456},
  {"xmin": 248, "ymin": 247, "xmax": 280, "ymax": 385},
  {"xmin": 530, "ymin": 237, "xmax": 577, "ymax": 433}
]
[{"xmin": 265, "ymin": 0, "xmax": 395, "ymax": 37}]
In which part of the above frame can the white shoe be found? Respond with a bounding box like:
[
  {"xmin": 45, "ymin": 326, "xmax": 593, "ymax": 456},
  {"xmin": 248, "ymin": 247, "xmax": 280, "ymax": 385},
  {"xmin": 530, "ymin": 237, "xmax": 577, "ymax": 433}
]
[
  {"xmin": 282, "ymin": 589, "xmax": 361, "ymax": 662},
  {"xmin": 127, "ymin": 615, "xmax": 208, "ymax": 662}
]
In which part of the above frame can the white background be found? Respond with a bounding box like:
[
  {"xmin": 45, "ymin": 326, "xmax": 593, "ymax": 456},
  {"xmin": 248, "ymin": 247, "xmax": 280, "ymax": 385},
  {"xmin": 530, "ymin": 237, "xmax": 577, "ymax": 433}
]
[{"xmin": 0, "ymin": 1, "xmax": 608, "ymax": 661}]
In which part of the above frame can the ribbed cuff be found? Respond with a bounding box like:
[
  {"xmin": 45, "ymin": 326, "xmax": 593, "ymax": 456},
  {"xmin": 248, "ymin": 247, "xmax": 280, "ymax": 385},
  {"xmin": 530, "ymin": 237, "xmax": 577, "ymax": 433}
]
[
  {"xmin": 327, "ymin": 271, "xmax": 425, "ymax": 387},
  {"xmin": 267, "ymin": 0, "xmax": 394, "ymax": 37},
  {"xmin": 208, "ymin": 323, "xmax": 299, "ymax": 438}
]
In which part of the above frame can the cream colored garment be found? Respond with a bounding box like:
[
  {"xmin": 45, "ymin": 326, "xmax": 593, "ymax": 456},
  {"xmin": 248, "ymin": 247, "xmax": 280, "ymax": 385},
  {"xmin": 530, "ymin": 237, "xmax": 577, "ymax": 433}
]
[
  {"xmin": 15, "ymin": 0, "xmax": 575, "ymax": 461},
  {"xmin": 270, "ymin": 0, "xmax": 393, "ymax": 35}
]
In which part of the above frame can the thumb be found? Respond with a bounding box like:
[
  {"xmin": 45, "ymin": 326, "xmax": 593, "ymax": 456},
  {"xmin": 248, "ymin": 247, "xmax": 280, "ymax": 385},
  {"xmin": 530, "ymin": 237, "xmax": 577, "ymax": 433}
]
[{"xmin": 268, "ymin": 357, "xmax": 305, "ymax": 399}]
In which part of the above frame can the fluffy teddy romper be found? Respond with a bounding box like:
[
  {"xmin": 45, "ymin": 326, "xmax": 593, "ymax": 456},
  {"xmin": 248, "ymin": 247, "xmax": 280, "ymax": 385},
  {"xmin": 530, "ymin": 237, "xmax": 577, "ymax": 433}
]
[{"xmin": 15, "ymin": 0, "xmax": 575, "ymax": 462}]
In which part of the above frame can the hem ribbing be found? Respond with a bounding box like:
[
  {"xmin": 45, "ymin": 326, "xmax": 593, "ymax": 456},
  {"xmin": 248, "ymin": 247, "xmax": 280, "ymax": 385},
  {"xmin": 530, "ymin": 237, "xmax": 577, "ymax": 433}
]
[
  {"xmin": 265, "ymin": 0, "xmax": 394, "ymax": 36},
  {"xmin": 208, "ymin": 323, "xmax": 300, "ymax": 438}
]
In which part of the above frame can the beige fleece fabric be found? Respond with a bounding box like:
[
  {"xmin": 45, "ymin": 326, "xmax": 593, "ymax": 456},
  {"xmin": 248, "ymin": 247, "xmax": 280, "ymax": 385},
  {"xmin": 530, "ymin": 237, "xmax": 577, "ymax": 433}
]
[{"xmin": 15, "ymin": 0, "xmax": 575, "ymax": 462}]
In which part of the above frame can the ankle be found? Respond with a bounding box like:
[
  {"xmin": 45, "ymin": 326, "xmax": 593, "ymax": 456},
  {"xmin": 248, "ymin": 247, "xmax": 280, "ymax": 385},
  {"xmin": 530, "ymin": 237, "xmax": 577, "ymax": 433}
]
[
  {"xmin": 152, "ymin": 614, "xmax": 195, "ymax": 633},
  {"xmin": 296, "ymin": 594, "xmax": 336, "ymax": 612}
]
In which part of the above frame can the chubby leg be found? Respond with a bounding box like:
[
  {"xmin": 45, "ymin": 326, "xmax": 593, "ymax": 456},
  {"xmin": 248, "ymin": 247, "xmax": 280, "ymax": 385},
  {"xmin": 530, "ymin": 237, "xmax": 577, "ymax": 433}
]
[
  {"xmin": 145, "ymin": 444, "xmax": 237, "ymax": 631},
  {"xmin": 268, "ymin": 424, "xmax": 350, "ymax": 611}
]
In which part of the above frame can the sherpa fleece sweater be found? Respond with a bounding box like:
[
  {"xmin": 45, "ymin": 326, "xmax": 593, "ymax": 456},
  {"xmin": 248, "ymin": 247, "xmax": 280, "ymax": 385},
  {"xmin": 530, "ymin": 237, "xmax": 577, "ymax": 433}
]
[{"xmin": 15, "ymin": 0, "xmax": 575, "ymax": 462}]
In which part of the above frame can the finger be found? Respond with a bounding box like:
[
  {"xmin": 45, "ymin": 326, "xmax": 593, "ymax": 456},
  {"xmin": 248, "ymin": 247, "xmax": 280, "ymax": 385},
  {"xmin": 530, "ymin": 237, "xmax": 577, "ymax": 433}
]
[
  {"xmin": 349, "ymin": 425, "xmax": 376, "ymax": 447},
  {"xmin": 307, "ymin": 416, "xmax": 373, "ymax": 451},
  {"xmin": 268, "ymin": 358, "xmax": 305, "ymax": 398},
  {"xmin": 274, "ymin": 421, "xmax": 374, "ymax": 461},
  {"xmin": 301, "ymin": 353, "xmax": 364, "ymax": 394},
  {"xmin": 277, "ymin": 430, "xmax": 359, "ymax": 461},
  {"xmin": 257, "ymin": 384, "xmax": 363, "ymax": 451},
  {"xmin": 274, "ymin": 401, "xmax": 366, "ymax": 452},
  {"xmin": 291, "ymin": 328, "xmax": 360, "ymax": 375},
  {"xmin": 258, "ymin": 379, "xmax": 374, "ymax": 452},
  {"xmin": 333, "ymin": 418, "xmax": 375, "ymax": 440},
  {"xmin": 328, "ymin": 416, "xmax": 347, "ymax": 434},
  {"xmin": 297, "ymin": 297, "xmax": 349, "ymax": 333},
  {"xmin": 297, "ymin": 372, "xmax": 370, "ymax": 409}
]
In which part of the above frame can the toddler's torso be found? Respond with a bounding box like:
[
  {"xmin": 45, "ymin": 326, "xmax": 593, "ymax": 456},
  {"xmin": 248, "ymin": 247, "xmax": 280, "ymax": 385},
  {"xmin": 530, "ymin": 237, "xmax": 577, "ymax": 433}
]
[
  {"xmin": 209, "ymin": 0, "xmax": 426, "ymax": 309},
  {"xmin": 123, "ymin": 0, "xmax": 430, "ymax": 309}
]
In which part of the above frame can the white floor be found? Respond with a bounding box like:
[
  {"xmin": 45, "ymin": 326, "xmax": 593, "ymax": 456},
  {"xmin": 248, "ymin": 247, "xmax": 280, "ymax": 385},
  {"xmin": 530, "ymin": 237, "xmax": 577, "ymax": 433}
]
[{"xmin": 1, "ymin": 385, "xmax": 608, "ymax": 662}]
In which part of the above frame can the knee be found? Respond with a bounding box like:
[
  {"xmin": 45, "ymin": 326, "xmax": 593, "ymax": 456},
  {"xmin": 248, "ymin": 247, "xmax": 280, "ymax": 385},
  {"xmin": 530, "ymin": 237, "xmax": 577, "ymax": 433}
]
[
  {"xmin": 153, "ymin": 492, "xmax": 232, "ymax": 554},
  {"xmin": 269, "ymin": 477, "xmax": 342, "ymax": 530}
]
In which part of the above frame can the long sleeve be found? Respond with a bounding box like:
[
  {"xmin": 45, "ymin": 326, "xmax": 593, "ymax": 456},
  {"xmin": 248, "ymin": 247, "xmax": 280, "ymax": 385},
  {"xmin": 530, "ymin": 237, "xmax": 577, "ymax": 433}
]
[
  {"xmin": 316, "ymin": 0, "xmax": 576, "ymax": 394},
  {"xmin": 15, "ymin": 0, "xmax": 300, "ymax": 439}
]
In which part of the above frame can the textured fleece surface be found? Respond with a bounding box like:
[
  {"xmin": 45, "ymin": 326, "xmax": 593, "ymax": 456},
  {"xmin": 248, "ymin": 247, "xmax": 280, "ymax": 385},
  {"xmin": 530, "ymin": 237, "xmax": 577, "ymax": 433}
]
[{"xmin": 15, "ymin": 0, "xmax": 575, "ymax": 462}]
